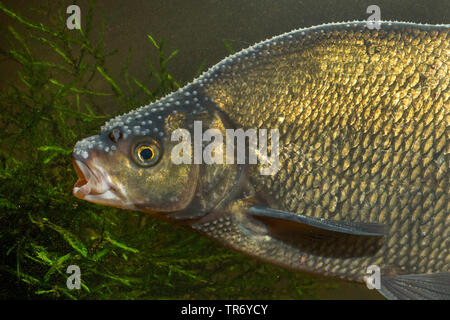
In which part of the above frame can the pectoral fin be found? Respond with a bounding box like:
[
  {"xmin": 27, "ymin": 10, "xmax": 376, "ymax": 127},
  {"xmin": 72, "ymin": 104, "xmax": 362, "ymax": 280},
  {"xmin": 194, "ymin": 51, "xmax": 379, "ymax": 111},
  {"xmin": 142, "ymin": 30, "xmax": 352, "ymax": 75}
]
[
  {"xmin": 192, "ymin": 201, "xmax": 386, "ymax": 274},
  {"xmin": 378, "ymin": 272, "xmax": 450, "ymax": 300},
  {"xmin": 248, "ymin": 206, "xmax": 387, "ymax": 237}
]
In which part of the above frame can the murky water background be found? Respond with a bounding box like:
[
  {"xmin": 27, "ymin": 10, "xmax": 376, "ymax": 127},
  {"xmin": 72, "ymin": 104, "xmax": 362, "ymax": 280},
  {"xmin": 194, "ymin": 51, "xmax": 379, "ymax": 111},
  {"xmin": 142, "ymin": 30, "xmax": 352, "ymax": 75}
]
[{"xmin": 0, "ymin": 0, "xmax": 448, "ymax": 299}]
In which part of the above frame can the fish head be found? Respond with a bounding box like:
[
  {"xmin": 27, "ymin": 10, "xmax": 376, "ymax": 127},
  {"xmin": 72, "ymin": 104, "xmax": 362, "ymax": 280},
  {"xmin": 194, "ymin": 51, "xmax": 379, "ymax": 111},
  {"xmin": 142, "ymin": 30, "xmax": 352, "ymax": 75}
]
[{"xmin": 72, "ymin": 89, "xmax": 244, "ymax": 218}]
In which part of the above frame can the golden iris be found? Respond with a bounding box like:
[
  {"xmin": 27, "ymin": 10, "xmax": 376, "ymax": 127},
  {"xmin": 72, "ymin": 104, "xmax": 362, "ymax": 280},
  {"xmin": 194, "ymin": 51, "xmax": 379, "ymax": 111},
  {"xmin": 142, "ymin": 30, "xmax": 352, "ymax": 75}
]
[{"xmin": 133, "ymin": 143, "xmax": 160, "ymax": 166}]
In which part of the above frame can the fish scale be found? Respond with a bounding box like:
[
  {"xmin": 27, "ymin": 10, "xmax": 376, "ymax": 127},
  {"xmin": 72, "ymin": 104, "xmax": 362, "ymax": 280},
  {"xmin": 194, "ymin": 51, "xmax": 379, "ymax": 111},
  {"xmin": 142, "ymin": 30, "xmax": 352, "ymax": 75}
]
[{"xmin": 201, "ymin": 21, "xmax": 449, "ymax": 280}]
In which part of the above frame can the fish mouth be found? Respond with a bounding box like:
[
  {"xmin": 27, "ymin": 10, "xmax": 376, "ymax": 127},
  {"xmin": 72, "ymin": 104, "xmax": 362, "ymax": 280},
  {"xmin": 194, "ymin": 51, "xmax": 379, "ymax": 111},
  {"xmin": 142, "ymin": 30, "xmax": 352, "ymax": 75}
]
[{"xmin": 72, "ymin": 158, "xmax": 122, "ymax": 205}]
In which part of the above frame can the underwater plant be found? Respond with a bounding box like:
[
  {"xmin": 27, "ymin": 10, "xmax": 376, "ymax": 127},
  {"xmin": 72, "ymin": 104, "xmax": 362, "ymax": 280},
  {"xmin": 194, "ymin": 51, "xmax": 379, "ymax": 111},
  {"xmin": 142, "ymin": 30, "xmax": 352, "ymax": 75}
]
[{"xmin": 0, "ymin": 0, "xmax": 341, "ymax": 299}]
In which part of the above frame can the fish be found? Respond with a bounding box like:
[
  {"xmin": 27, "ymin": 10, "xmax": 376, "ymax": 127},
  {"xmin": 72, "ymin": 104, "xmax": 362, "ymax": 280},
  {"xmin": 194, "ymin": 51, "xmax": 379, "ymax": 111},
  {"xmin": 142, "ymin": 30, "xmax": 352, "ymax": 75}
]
[{"xmin": 72, "ymin": 21, "xmax": 450, "ymax": 300}]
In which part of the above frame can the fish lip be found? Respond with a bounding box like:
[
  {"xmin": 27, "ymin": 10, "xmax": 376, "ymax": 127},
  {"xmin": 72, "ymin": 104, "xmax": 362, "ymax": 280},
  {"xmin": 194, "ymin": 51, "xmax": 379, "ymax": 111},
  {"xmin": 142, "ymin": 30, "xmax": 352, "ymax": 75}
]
[
  {"xmin": 72, "ymin": 158, "xmax": 120, "ymax": 202},
  {"xmin": 72, "ymin": 159, "xmax": 92, "ymax": 198}
]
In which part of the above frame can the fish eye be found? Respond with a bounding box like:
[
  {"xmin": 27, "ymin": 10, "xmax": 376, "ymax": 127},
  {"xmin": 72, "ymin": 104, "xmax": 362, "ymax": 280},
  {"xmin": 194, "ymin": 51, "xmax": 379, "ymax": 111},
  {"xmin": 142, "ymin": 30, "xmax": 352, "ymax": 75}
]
[
  {"xmin": 109, "ymin": 128, "xmax": 123, "ymax": 143},
  {"xmin": 133, "ymin": 143, "xmax": 161, "ymax": 167}
]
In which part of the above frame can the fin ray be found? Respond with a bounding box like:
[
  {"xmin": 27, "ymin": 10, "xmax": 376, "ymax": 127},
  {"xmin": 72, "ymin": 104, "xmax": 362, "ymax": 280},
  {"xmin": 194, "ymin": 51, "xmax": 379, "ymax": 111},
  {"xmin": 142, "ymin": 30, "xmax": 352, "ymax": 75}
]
[
  {"xmin": 379, "ymin": 272, "xmax": 450, "ymax": 300},
  {"xmin": 248, "ymin": 205, "xmax": 387, "ymax": 236}
]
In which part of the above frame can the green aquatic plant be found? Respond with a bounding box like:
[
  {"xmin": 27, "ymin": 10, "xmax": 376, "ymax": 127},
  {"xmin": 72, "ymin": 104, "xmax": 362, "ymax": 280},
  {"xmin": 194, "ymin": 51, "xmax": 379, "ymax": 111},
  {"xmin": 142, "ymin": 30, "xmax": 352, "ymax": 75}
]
[{"xmin": 0, "ymin": 0, "xmax": 340, "ymax": 299}]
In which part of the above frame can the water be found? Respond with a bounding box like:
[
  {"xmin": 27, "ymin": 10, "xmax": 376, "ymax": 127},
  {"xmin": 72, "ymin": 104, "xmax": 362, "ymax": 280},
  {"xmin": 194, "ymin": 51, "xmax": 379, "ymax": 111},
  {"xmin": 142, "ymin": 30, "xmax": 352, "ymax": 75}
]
[{"xmin": 0, "ymin": 0, "xmax": 448, "ymax": 300}]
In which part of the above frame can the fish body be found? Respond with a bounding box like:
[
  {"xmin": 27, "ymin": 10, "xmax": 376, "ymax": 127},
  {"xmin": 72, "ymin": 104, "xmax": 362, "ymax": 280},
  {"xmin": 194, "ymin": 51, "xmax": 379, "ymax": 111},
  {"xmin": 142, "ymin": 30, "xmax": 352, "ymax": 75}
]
[{"xmin": 73, "ymin": 21, "xmax": 450, "ymax": 299}]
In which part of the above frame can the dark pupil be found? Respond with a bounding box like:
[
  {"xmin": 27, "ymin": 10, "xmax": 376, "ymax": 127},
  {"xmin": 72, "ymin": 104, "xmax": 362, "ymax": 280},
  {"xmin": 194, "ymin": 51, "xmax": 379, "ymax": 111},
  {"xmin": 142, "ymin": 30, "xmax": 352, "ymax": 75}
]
[{"xmin": 140, "ymin": 148, "xmax": 153, "ymax": 161}]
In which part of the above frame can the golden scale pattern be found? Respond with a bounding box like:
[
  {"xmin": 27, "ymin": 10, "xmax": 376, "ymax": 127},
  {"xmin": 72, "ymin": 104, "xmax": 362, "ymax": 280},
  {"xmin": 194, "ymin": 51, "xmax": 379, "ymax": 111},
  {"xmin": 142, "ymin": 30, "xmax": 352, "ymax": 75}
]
[{"xmin": 202, "ymin": 23, "xmax": 449, "ymax": 280}]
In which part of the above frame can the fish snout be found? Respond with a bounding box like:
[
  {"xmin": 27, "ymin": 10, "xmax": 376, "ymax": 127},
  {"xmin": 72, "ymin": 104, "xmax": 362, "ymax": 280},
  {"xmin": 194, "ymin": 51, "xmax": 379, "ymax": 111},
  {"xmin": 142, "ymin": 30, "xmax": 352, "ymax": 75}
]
[{"xmin": 72, "ymin": 153, "xmax": 118, "ymax": 203}]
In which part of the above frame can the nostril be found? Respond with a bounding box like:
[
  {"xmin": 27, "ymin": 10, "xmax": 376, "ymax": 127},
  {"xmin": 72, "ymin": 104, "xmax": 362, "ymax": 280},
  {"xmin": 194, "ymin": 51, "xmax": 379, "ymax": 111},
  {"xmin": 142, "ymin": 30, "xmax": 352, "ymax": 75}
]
[{"xmin": 108, "ymin": 128, "xmax": 122, "ymax": 143}]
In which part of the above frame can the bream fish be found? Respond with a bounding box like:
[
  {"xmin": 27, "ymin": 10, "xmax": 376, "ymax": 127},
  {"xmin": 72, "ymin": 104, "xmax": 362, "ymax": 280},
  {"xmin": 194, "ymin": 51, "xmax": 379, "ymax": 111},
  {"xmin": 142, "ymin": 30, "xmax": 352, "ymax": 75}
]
[{"xmin": 73, "ymin": 21, "xmax": 450, "ymax": 299}]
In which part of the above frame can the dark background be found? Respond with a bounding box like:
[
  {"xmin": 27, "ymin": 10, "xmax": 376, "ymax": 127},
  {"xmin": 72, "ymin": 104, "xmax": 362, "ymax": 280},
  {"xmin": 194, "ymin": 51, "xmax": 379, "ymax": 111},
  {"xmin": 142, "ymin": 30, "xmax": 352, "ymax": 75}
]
[{"xmin": 1, "ymin": 0, "xmax": 449, "ymax": 94}]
